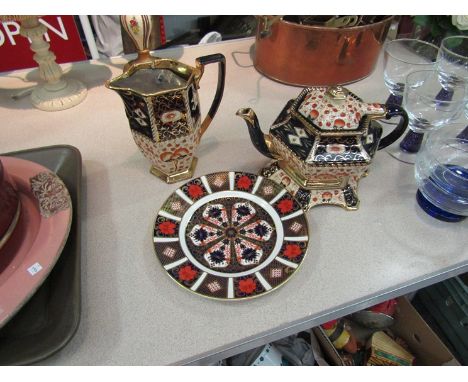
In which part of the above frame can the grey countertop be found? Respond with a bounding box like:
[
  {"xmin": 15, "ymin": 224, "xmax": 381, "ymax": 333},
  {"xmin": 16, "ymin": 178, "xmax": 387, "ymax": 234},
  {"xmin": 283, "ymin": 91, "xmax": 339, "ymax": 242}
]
[{"xmin": 0, "ymin": 38, "xmax": 466, "ymax": 365}]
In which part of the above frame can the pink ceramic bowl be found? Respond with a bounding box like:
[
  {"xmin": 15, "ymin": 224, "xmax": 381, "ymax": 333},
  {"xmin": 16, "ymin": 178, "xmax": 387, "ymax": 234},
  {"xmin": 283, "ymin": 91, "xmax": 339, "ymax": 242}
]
[{"xmin": 0, "ymin": 158, "xmax": 21, "ymax": 250}]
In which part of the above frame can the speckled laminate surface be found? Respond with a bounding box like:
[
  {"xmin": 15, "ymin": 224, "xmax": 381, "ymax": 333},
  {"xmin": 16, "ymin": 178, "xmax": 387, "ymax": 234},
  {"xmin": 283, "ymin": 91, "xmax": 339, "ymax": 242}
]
[{"xmin": 0, "ymin": 38, "xmax": 466, "ymax": 365}]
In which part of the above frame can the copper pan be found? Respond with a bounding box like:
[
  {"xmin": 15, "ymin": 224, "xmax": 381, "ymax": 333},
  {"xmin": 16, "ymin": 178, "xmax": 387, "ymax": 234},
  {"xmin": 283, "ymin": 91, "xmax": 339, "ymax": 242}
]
[{"xmin": 254, "ymin": 16, "xmax": 394, "ymax": 86}]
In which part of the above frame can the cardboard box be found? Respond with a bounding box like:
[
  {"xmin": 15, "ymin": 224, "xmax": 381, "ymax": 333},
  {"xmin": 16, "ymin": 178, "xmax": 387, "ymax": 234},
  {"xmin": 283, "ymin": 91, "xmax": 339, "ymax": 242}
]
[
  {"xmin": 366, "ymin": 331, "xmax": 415, "ymax": 366},
  {"xmin": 312, "ymin": 297, "xmax": 460, "ymax": 366}
]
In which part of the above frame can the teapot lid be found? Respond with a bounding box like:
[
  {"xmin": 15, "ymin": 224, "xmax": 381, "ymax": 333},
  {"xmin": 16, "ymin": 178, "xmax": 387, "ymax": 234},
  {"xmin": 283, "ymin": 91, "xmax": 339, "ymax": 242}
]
[{"xmin": 294, "ymin": 86, "xmax": 385, "ymax": 134}]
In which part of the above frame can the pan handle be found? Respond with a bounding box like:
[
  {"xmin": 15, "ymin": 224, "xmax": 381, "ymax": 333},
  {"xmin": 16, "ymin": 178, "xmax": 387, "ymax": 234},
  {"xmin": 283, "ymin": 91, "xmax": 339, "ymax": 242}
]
[{"xmin": 258, "ymin": 15, "xmax": 282, "ymax": 38}]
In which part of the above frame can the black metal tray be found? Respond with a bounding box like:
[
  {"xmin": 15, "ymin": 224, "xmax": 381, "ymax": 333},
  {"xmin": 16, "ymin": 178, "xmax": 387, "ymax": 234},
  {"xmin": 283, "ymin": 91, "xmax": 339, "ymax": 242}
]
[{"xmin": 0, "ymin": 145, "xmax": 82, "ymax": 365}]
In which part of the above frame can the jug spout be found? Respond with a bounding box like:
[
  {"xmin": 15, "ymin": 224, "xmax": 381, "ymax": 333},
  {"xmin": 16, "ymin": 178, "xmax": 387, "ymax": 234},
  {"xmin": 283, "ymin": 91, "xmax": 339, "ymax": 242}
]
[{"xmin": 236, "ymin": 108, "xmax": 277, "ymax": 159}]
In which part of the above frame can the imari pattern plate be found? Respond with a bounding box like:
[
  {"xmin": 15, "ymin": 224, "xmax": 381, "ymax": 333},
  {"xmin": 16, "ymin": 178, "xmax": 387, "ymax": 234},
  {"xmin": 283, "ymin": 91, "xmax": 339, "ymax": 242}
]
[{"xmin": 153, "ymin": 171, "xmax": 309, "ymax": 300}]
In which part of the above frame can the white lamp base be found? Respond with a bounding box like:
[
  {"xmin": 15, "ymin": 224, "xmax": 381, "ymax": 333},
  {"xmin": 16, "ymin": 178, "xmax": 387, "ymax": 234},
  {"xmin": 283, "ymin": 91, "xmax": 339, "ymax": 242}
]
[{"xmin": 30, "ymin": 78, "xmax": 87, "ymax": 112}]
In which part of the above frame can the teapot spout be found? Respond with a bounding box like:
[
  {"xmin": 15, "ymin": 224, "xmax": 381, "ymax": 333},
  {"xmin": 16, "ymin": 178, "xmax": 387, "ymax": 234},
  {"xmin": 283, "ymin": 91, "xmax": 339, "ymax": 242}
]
[{"xmin": 236, "ymin": 108, "xmax": 277, "ymax": 159}]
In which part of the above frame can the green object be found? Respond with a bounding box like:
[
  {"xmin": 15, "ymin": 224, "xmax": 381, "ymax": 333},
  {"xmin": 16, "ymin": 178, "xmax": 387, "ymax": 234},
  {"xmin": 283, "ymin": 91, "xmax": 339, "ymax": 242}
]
[{"xmin": 411, "ymin": 16, "xmax": 468, "ymax": 45}]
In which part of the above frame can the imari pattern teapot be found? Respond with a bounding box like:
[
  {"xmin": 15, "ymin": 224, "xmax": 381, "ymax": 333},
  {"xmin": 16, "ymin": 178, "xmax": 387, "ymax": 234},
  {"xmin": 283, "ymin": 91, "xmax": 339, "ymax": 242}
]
[{"xmin": 237, "ymin": 86, "xmax": 409, "ymax": 210}]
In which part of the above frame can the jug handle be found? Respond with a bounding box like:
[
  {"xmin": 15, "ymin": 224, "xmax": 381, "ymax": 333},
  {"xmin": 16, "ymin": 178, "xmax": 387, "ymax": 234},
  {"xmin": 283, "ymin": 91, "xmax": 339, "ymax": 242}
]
[
  {"xmin": 195, "ymin": 53, "xmax": 226, "ymax": 136},
  {"xmin": 378, "ymin": 104, "xmax": 409, "ymax": 150}
]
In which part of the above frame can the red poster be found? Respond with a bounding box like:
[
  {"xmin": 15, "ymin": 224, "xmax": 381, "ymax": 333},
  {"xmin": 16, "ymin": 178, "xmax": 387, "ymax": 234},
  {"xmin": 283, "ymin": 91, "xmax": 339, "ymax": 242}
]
[{"xmin": 0, "ymin": 15, "xmax": 87, "ymax": 72}]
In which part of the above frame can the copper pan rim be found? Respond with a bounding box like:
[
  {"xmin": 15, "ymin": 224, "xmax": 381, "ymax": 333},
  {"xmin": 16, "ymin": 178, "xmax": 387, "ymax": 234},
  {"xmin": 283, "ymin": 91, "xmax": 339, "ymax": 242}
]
[{"xmin": 263, "ymin": 15, "xmax": 394, "ymax": 31}]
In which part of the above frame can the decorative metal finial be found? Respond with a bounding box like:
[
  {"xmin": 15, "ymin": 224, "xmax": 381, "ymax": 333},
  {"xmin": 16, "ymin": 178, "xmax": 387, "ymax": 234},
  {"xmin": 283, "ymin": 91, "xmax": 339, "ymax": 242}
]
[{"xmin": 326, "ymin": 86, "xmax": 348, "ymax": 100}]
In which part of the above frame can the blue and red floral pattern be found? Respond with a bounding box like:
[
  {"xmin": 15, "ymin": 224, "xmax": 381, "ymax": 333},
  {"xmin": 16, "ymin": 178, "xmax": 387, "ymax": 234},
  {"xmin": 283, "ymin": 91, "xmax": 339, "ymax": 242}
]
[{"xmin": 189, "ymin": 201, "xmax": 273, "ymax": 269}]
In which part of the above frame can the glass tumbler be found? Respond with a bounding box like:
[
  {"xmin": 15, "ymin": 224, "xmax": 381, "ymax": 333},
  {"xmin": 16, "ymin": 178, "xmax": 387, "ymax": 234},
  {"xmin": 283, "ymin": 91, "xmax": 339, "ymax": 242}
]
[
  {"xmin": 437, "ymin": 35, "xmax": 468, "ymax": 139},
  {"xmin": 415, "ymin": 124, "xmax": 468, "ymax": 222},
  {"xmin": 403, "ymin": 70, "xmax": 466, "ymax": 134},
  {"xmin": 384, "ymin": 38, "xmax": 439, "ymax": 105},
  {"xmin": 437, "ymin": 36, "xmax": 468, "ymax": 88},
  {"xmin": 395, "ymin": 70, "xmax": 467, "ymax": 164}
]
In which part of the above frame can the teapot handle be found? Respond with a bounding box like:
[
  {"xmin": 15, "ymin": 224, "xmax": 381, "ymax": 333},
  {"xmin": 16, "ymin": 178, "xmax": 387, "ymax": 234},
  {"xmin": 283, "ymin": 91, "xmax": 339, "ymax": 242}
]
[
  {"xmin": 378, "ymin": 104, "xmax": 409, "ymax": 150},
  {"xmin": 195, "ymin": 53, "xmax": 226, "ymax": 136}
]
